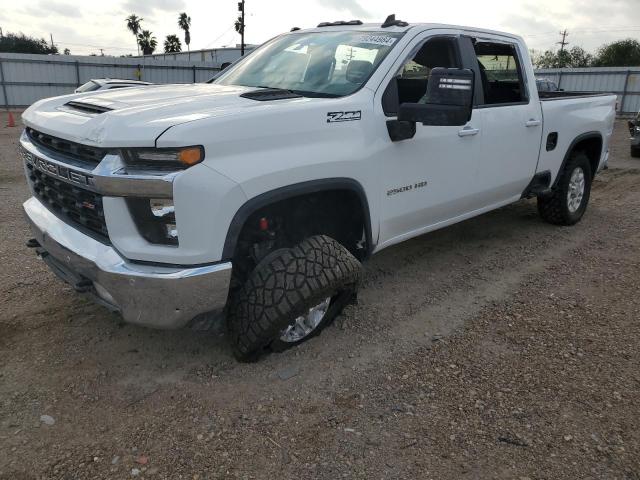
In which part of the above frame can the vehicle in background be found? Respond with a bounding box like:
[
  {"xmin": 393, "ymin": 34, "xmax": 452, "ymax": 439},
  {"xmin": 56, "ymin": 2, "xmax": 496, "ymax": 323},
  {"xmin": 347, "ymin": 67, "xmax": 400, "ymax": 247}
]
[
  {"xmin": 75, "ymin": 79, "xmax": 152, "ymax": 93},
  {"xmin": 629, "ymin": 112, "xmax": 640, "ymax": 157},
  {"xmin": 20, "ymin": 16, "xmax": 616, "ymax": 362},
  {"xmin": 536, "ymin": 78, "xmax": 560, "ymax": 92}
]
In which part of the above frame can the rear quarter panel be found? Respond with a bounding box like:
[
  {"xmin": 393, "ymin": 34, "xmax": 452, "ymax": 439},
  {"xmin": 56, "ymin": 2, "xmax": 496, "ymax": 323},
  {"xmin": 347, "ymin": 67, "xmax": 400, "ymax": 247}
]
[{"xmin": 538, "ymin": 95, "xmax": 616, "ymax": 183}]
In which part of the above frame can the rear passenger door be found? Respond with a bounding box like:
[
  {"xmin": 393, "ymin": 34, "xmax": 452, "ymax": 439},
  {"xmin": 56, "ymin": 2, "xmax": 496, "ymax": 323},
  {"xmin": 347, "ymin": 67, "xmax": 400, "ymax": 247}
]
[{"xmin": 465, "ymin": 38, "xmax": 543, "ymax": 204}]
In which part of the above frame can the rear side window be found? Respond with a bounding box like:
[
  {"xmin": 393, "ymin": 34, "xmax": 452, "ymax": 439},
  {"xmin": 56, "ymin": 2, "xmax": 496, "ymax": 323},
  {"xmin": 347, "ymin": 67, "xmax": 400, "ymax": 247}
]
[{"xmin": 474, "ymin": 41, "xmax": 527, "ymax": 105}]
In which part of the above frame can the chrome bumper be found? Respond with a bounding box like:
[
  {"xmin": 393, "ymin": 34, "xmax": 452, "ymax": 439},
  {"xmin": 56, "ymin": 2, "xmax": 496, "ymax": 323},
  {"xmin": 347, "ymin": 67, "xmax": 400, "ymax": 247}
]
[{"xmin": 23, "ymin": 197, "xmax": 232, "ymax": 329}]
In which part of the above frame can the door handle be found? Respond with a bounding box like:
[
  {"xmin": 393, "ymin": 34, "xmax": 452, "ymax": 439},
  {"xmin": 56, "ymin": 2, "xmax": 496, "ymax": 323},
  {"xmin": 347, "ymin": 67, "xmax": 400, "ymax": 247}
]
[
  {"xmin": 458, "ymin": 126, "xmax": 480, "ymax": 137},
  {"xmin": 525, "ymin": 119, "xmax": 542, "ymax": 127}
]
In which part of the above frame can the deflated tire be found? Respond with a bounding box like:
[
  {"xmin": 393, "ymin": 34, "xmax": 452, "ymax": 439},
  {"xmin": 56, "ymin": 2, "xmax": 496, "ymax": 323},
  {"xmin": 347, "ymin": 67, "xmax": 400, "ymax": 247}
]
[{"xmin": 228, "ymin": 235, "xmax": 362, "ymax": 362}]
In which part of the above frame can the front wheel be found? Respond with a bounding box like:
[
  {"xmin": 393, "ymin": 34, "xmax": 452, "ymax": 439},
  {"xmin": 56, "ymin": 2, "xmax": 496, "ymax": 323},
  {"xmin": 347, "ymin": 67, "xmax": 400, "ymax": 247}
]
[
  {"xmin": 227, "ymin": 235, "xmax": 362, "ymax": 362},
  {"xmin": 537, "ymin": 152, "xmax": 592, "ymax": 226},
  {"xmin": 631, "ymin": 146, "xmax": 640, "ymax": 158}
]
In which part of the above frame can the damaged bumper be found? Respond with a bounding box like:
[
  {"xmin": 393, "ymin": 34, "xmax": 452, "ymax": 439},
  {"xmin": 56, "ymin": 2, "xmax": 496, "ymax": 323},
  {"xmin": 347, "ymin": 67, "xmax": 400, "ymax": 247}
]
[{"xmin": 23, "ymin": 197, "xmax": 232, "ymax": 329}]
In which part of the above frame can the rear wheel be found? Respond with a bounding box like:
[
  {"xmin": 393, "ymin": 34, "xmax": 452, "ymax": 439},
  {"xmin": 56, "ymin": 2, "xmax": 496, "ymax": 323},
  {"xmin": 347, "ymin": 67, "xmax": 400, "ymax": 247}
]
[
  {"xmin": 631, "ymin": 146, "xmax": 640, "ymax": 158},
  {"xmin": 537, "ymin": 151, "xmax": 592, "ymax": 226},
  {"xmin": 228, "ymin": 235, "xmax": 362, "ymax": 362}
]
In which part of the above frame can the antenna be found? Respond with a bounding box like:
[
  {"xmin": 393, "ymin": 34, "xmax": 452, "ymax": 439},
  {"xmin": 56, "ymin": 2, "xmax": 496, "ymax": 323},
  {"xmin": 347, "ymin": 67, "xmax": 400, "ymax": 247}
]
[{"xmin": 381, "ymin": 14, "xmax": 408, "ymax": 28}]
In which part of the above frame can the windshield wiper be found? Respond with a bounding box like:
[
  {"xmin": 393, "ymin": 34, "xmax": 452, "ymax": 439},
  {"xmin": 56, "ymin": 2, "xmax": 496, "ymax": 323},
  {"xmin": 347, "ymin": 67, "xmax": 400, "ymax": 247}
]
[{"xmin": 254, "ymin": 86, "xmax": 340, "ymax": 99}]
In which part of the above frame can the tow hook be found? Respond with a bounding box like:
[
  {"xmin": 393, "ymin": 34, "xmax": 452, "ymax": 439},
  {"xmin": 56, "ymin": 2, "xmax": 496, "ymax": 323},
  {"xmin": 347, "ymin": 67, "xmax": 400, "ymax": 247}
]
[{"xmin": 26, "ymin": 238, "xmax": 40, "ymax": 248}]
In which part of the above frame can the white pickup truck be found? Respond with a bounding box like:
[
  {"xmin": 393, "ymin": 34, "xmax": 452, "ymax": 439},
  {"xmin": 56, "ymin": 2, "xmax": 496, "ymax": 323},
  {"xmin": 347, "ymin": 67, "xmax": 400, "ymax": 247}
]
[{"xmin": 21, "ymin": 17, "xmax": 616, "ymax": 361}]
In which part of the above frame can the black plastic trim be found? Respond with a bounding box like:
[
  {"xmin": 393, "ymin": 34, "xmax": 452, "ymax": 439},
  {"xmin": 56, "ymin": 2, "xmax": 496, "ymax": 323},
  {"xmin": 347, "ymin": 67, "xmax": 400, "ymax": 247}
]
[
  {"xmin": 521, "ymin": 170, "xmax": 551, "ymax": 198},
  {"xmin": 553, "ymin": 131, "xmax": 603, "ymax": 188},
  {"xmin": 222, "ymin": 178, "xmax": 374, "ymax": 261}
]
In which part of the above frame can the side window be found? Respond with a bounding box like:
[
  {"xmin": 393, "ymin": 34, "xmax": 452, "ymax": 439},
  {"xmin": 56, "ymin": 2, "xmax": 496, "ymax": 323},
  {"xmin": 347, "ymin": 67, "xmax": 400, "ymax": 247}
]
[
  {"xmin": 382, "ymin": 37, "xmax": 460, "ymax": 115},
  {"xmin": 473, "ymin": 41, "xmax": 527, "ymax": 105}
]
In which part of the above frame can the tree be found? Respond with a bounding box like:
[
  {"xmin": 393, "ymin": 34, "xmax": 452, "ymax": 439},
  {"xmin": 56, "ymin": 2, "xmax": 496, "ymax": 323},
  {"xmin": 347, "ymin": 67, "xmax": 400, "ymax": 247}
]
[
  {"xmin": 137, "ymin": 30, "xmax": 157, "ymax": 56},
  {"xmin": 164, "ymin": 34, "xmax": 182, "ymax": 53},
  {"xmin": 594, "ymin": 39, "xmax": 640, "ymax": 67},
  {"xmin": 533, "ymin": 46, "xmax": 594, "ymax": 68},
  {"xmin": 126, "ymin": 14, "xmax": 143, "ymax": 55},
  {"xmin": 0, "ymin": 32, "xmax": 58, "ymax": 54},
  {"xmin": 178, "ymin": 12, "xmax": 191, "ymax": 59},
  {"xmin": 63, "ymin": 48, "xmax": 70, "ymax": 55}
]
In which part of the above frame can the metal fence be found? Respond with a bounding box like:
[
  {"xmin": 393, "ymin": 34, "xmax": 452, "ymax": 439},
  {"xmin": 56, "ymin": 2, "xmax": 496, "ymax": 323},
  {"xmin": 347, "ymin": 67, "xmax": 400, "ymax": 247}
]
[
  {"xmin": 0, "ymin": 52, "xmax": 220, "ymax": 107},
  {"xmin": 2, "ymin": 53, "xmax": 639, "ymax": 114},
  {"xmin": 535, "ymin": 67, "xmax": 640, "ymax": 115}
]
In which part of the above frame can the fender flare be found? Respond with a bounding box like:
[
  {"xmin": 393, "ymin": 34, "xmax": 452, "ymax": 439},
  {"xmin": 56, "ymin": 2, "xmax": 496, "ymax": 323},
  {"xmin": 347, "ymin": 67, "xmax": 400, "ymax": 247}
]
[
  {"xmin": 221, "ymin": 178, "xmax": 374, "ymax": 261},
  {"xmin": 552, "ymin": 131, "xmax": 603, "ymax": 188}
]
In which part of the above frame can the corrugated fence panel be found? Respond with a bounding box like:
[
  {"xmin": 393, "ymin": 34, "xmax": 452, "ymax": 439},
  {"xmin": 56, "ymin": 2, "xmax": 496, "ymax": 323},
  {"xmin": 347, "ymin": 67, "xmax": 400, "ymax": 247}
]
[
  {"xmin": 4, "ymin": 55, "xmax": 639, "ymax": 113},
  {"xmin": 0, "ymin": 52, "xmax": 219, "ymax": 107},
  {"xmin": 535, "ymin": 67, "xmax": 640, "ymax": 114}
]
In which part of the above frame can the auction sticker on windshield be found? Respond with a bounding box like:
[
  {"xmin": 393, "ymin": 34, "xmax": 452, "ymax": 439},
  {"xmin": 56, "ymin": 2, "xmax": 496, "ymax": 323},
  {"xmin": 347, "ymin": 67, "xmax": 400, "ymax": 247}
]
[{"xmin": 356, "ymin": 35, "xmax": 397, "ymax": 47}]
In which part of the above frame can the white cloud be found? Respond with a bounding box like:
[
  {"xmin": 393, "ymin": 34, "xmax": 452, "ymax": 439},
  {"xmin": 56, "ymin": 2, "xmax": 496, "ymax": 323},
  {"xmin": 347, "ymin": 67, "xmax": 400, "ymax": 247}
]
[{"xmin": 1, "ymin": 0, "xmax": 638, "ymax": 56}]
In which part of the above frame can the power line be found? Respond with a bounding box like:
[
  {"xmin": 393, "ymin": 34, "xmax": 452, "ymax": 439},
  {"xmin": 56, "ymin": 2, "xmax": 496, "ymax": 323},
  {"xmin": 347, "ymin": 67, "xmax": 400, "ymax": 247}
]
[{"xmin": 202, "ymin": 25, "xmax": 236, "ymax": 49}]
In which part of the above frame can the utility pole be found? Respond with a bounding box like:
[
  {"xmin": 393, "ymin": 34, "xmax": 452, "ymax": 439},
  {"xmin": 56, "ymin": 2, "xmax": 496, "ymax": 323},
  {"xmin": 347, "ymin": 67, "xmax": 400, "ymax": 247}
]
[
  {"xmin": 50, "ymin": 33, "xmax": 54, "ymax": 50},
  {"xmin": 238, "ymin": 1, "xmax": 245, "ymax": 56},
  {"xmin": 557, "ymin": 29, "xmax": 569, "ymax": 54},
  {"xmin": 556, "ymin": 29, "xmax": 569, "ymax": 68}
]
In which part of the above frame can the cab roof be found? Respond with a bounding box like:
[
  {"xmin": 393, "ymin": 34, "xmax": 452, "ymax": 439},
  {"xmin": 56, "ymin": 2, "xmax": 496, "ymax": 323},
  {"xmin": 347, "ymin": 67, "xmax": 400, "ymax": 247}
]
[{"xmin": 293, "ymin": 19, "xmax": 521, "ymax": 42}]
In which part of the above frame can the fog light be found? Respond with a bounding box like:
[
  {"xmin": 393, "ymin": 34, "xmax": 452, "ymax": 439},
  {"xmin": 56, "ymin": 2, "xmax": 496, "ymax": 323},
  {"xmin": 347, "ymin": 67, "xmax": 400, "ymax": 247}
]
[
  {"xmin": 150, "ymin": 199, "xmax": 175, "ymax": 218},
  {"xmin": 165, "ymin": 223, "xmax": 178, "ymax": 240},
  {"xmin": 126, "ymin": 198, "xmax": 179, "ymax": 246}
]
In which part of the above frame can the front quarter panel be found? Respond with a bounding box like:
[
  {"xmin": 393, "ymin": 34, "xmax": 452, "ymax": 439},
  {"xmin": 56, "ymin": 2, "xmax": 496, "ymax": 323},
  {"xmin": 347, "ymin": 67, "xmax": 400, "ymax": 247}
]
[{"xmin": 156, "ymin": 90, "xmax": 382, "ymax": 255}]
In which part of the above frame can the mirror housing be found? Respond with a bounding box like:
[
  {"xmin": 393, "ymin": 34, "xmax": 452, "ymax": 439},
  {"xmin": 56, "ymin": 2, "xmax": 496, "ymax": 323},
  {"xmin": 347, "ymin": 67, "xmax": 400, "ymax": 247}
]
[{"xmin": 398, "ymin": 68, "xmax": 474, "ymax": 127}]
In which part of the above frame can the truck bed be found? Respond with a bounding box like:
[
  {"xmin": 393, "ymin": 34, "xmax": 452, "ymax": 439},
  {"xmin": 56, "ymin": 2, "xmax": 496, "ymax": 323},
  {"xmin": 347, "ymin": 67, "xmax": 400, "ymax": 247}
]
[{"xmin": 535, "ymin": 92, "xmax": 617, "ymax": 183}]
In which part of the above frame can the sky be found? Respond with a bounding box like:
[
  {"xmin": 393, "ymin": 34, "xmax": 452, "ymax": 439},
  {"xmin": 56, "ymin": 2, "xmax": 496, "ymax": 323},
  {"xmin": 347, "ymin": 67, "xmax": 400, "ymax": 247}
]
[{"xmin": 0, "ymin": 0, "xmax": 639, "ymax": 56}]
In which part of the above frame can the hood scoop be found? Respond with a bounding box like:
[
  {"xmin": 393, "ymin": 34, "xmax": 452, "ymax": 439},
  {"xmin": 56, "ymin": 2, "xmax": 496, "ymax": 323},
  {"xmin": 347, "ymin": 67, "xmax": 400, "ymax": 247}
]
[
  {"xmin": 64, "ymin": 101, "xmax": 113, "ymax": 115},
  {"xmin": 240, "ymin": 88, "xmax": 303, "ymax": 101}
]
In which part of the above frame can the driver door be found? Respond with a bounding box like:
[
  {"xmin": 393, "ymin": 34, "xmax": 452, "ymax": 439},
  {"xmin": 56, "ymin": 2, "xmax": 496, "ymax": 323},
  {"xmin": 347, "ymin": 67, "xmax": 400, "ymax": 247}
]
[{"xmin": 374, "ymin": 33, "xmax": 484, "ymax": 249}]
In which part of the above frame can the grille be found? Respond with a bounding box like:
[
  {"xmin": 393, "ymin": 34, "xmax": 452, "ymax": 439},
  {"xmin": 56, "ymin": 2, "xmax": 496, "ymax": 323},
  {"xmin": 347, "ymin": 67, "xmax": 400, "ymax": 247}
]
[
  {"xmin": 26, "ymin": 127, "xmax": 107, "ymax": 166},
  {"xmin": 26, "ymin": 162, "xmax": 109, "ymax": 241}
]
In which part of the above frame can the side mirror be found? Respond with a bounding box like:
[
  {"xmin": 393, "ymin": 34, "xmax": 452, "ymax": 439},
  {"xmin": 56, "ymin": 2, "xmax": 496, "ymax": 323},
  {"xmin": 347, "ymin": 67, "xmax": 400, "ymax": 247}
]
[{"xmin": 398, "ymin": 68, "xmax": 474, "ymax": 127}]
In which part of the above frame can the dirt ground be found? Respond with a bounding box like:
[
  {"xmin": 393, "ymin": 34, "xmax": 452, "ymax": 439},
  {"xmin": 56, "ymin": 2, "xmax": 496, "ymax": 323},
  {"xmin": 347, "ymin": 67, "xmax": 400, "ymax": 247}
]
[{"xmin": 1, "ymin": 113, "xmax": 639, "ymax": 480}]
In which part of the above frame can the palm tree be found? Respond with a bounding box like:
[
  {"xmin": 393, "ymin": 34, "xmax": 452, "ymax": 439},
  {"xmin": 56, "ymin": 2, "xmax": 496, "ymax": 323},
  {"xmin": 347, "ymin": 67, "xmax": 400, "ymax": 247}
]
[
  {"xmin": 126, "ymin": 14, "xmax": 143, "ymax": 56},
  {"xmin": 164, "ymin": 34, "xmax": 182, "ymax": 53},
  {"xmin": 178, "ymin": 12, "xmax": 191, "ymax": 59},
  {"xmin": 137, "ymin": 30, "xmax": 157, "ymax": 56}
]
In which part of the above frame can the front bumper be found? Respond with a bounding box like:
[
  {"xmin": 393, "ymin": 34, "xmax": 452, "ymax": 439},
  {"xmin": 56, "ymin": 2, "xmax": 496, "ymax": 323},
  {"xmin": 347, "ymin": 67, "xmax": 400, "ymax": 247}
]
[{"xmin": 24, "ymin": 196, "xmax": 232, "ymax": 329}]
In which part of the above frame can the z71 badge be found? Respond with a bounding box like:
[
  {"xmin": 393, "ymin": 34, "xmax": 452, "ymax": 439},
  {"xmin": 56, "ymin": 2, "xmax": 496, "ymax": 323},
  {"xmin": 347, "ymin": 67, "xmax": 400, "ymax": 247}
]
[{"xmin": 327, "ymin": 111, "xmax": 362, "ymax": 123}]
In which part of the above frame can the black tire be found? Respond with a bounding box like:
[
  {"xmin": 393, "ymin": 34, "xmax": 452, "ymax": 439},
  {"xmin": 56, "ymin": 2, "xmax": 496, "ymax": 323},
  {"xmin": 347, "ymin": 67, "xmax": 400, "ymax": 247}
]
[
  {"xmin": 537, "ymin": 151, "xmax": 592, "ymax": 226},
  {"xmin": 631, "ymin": 146, "xmax": 640, "ymax": 158},
  {"xmin": 227, "ymin": 235, "xmax": 362, "ymax": 362}
]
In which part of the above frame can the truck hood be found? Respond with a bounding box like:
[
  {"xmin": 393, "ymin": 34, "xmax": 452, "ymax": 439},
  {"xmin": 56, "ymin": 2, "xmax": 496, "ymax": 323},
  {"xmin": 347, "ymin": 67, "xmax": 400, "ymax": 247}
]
[{"xmin": 21, "ymin": 84, "xmax": 312, "ymax": 147}]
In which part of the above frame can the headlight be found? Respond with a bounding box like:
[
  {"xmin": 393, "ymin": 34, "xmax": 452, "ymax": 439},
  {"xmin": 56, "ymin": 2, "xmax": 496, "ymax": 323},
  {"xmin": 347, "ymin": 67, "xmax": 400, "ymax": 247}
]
[{"xmin": 123, "ymin": 146, "xmax": 204, "ymax": 170}]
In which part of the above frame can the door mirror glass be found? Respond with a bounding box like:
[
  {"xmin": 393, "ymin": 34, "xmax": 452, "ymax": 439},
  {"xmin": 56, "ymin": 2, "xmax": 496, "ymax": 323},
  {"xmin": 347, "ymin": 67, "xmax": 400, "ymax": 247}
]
[{"xmin": 397, "ymin": 68, "xmax": 474, "ymax": 126}]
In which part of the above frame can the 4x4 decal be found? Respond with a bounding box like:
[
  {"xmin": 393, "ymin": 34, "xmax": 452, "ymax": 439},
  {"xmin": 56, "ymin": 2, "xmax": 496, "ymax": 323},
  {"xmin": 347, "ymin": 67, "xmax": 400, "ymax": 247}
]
[{"xmin": 327, "ymin": 111, "xmax": 362, "ymax": 123}]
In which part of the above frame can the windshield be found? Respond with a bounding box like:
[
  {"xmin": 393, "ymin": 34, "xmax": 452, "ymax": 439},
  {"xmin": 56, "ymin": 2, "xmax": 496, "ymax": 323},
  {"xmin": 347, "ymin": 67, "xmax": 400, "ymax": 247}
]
[{"xmin": 215, "ymin": 31, "xmax": 403, "ymax": 97}]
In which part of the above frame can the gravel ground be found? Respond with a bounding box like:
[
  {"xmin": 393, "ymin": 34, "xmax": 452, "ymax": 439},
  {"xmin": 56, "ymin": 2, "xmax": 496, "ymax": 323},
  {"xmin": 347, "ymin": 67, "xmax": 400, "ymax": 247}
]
[{"xmin": 1, "ymin": 114, "xmax": 639, "ymax": 479}]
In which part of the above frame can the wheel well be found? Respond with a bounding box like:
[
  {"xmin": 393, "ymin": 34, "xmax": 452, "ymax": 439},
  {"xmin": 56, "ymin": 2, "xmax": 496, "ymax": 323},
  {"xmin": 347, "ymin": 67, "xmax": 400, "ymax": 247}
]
[
  {"xmin": 570, "ymin": 135, "xmax": 602, "ymax": 177},
  {"xmin": 226, "ymin": 187, "xmax": 370, "ymax": 285}
]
